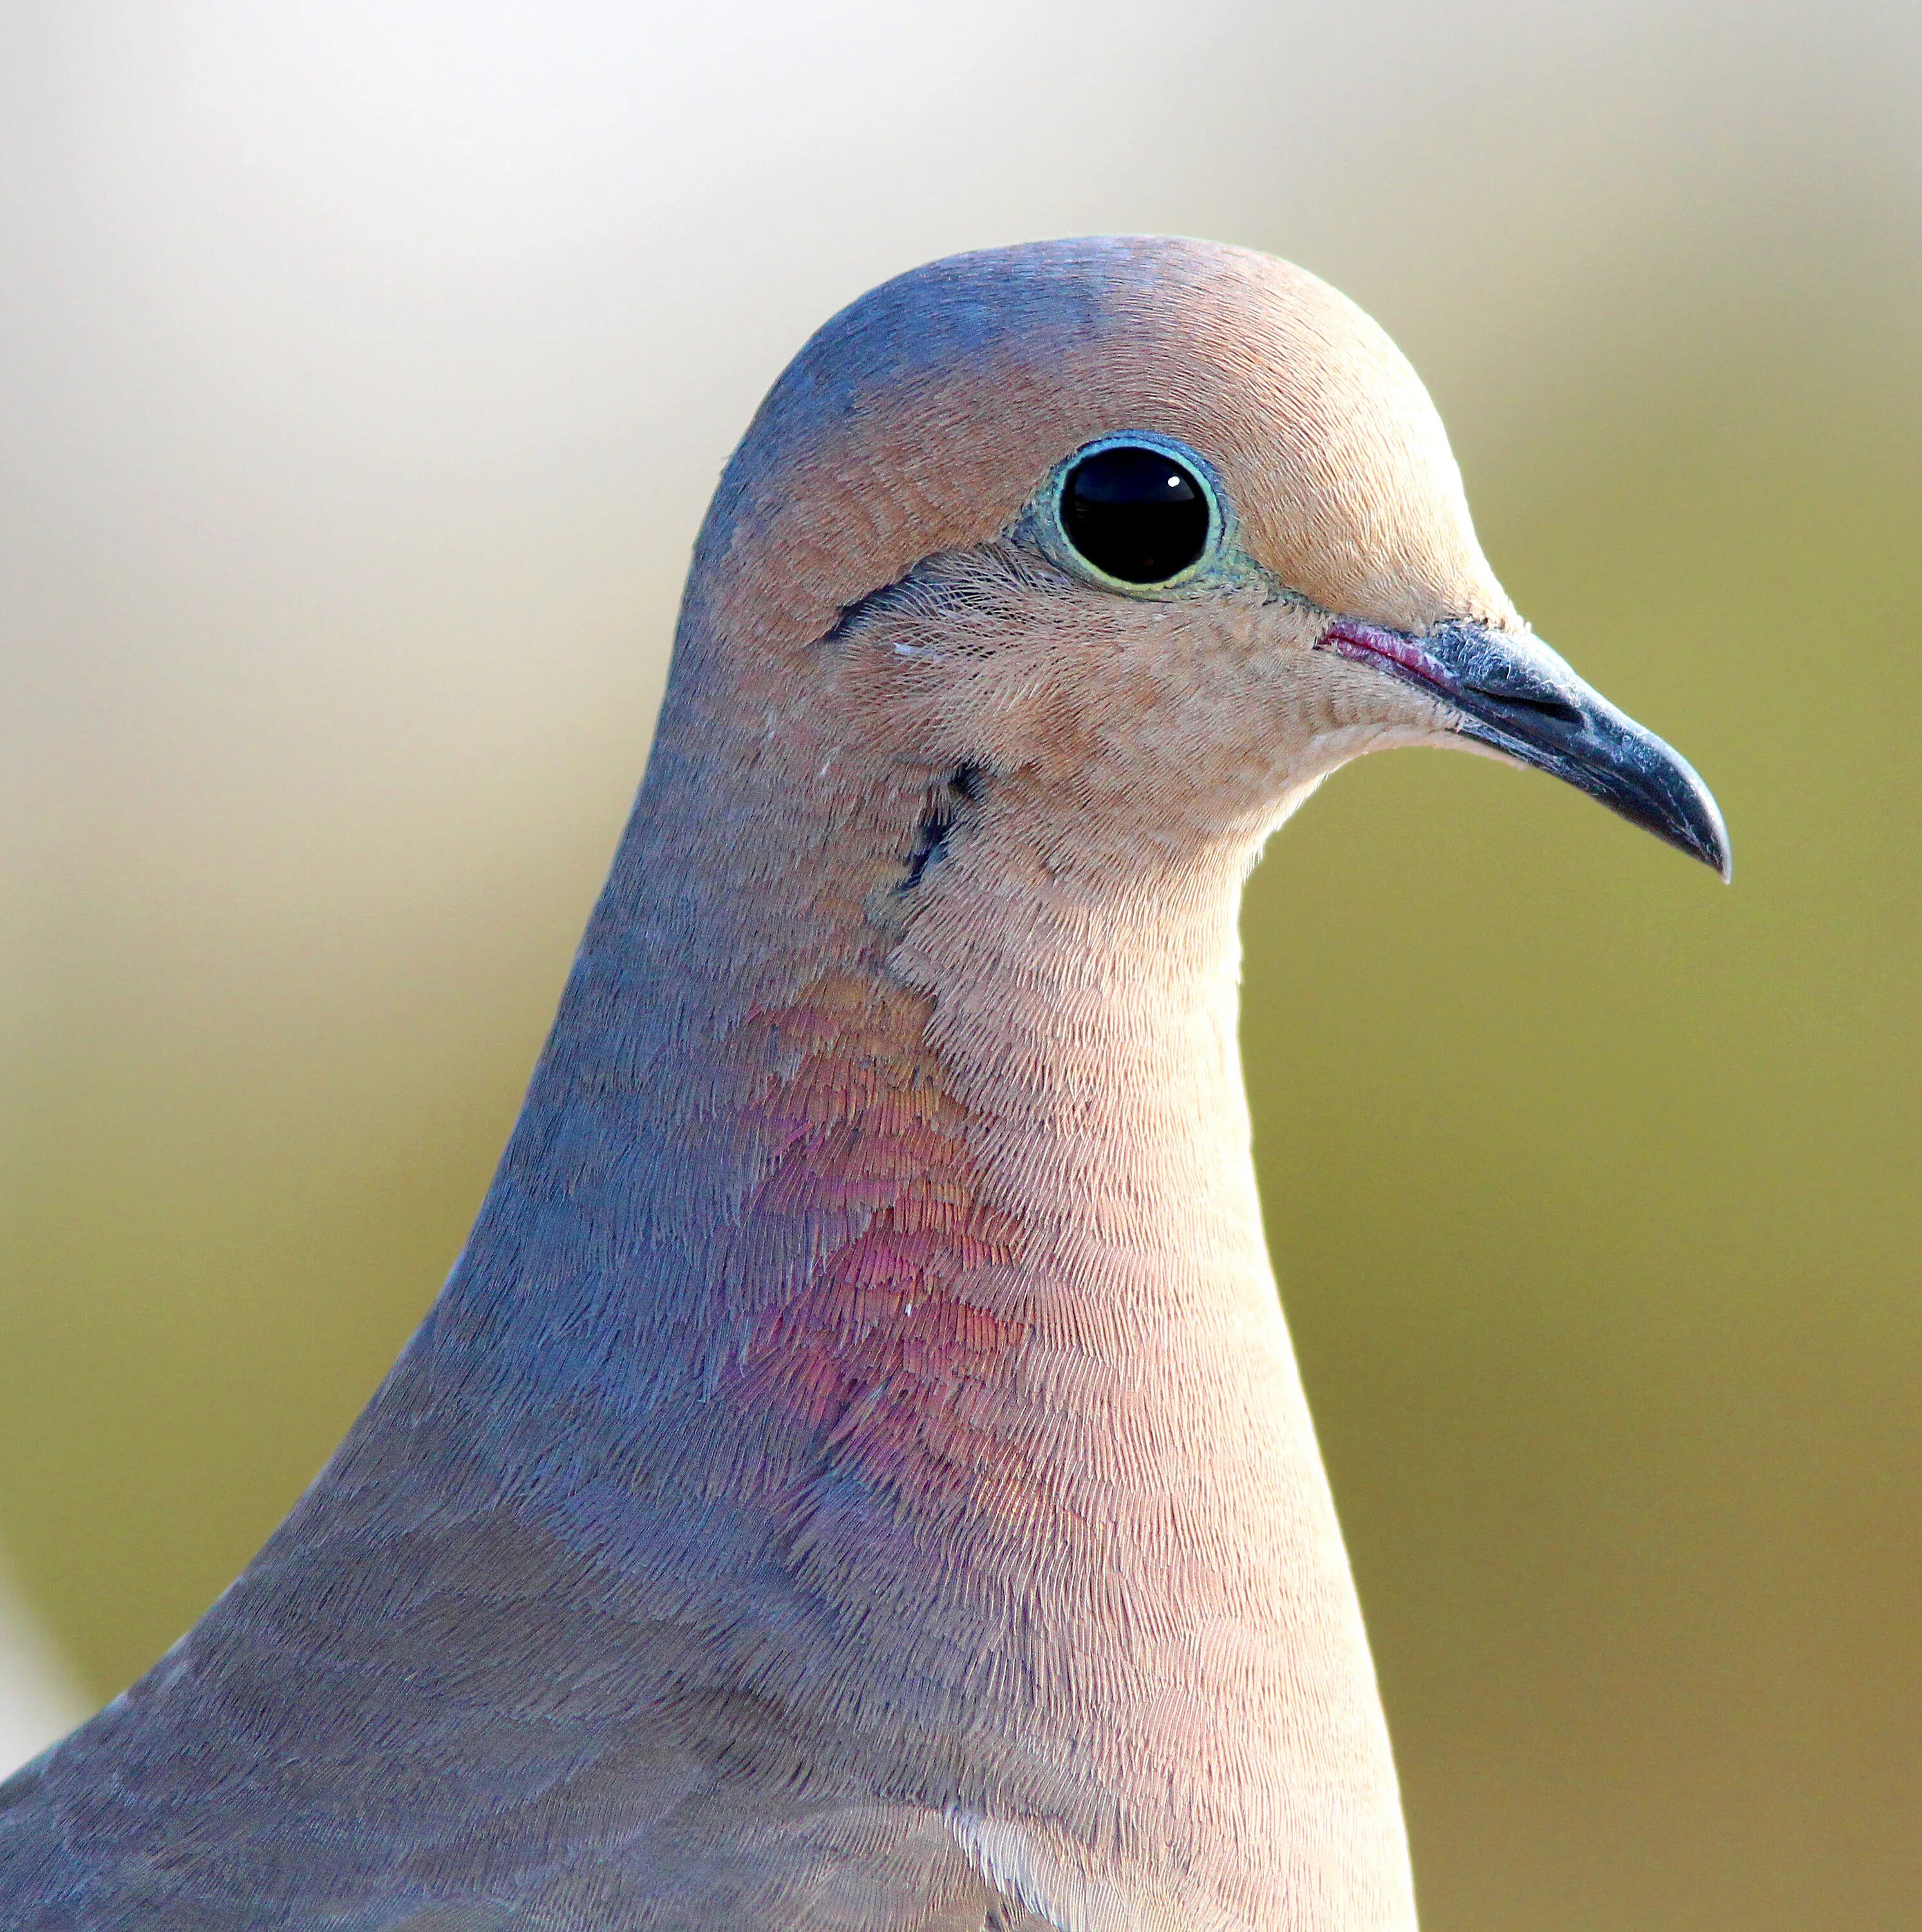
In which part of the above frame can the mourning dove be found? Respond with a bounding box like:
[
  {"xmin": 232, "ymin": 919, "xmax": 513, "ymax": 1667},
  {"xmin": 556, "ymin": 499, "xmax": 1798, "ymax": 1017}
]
[{"xmin": 0, "ymin": 236, "xmax": 1726, "ymax": 1931}]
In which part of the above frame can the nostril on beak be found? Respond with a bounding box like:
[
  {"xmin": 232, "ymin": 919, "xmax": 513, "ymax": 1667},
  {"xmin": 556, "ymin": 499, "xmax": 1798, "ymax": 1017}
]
[{"xmin": 1463, "ymin": 683, "xmax": 1585, "ymax": 726}]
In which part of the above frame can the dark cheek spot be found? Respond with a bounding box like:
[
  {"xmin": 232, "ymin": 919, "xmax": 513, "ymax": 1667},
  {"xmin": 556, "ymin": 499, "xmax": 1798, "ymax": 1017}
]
[{"xmin": 901, "ymin": 762, "xmax": 987, "ymax": 891}]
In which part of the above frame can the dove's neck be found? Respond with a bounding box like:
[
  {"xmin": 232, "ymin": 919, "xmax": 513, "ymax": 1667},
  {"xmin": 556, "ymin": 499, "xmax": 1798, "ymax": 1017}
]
[
  {"xmin": 460, "ymin": 653, "xmax": 1292, "ymax": 1403},
  {"xmin": 441, "ymin": 627, "xmax": 1377, "ymax": 1644},
  {"xmin": 426, "ymin": 637, "xmax": 1411, "ymax": 1929}
]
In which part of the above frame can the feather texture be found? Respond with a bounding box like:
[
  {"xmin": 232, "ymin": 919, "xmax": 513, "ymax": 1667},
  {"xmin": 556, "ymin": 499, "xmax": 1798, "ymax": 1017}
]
[{"xmin": 1, "ymin": 236, "xmax": 1663, "ymax": 1929}]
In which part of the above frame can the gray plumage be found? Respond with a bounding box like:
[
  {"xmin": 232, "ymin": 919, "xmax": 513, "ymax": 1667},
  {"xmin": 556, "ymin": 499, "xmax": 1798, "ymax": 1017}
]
[{"xmin": 0, "ymin": 237, "xmax": 1725, "ymax": 1930}]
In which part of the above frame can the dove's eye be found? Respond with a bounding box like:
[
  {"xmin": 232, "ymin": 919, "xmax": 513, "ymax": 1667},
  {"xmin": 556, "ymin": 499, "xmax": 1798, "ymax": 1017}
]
[{"xmin": 1058, "ymin": 440, "xmax": 1215, "ymax": 587}]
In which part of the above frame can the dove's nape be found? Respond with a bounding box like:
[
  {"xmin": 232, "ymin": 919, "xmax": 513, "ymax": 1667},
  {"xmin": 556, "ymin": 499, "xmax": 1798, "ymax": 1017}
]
[{"xmin": 0, "ymin": 238, "xmax": 1724, "ymax": 1932}]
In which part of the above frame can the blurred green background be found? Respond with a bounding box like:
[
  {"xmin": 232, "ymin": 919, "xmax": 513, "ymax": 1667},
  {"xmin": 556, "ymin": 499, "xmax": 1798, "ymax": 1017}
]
[{"xmin": 1, "ymin": 3, "xmax": 1918, "ymax": 1927}]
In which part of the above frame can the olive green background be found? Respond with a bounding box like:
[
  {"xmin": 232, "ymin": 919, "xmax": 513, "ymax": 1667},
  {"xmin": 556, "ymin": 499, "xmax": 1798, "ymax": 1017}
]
[{"xmin": 3, "ymin": 4, "xmax": 1918, "ymax": 1927}]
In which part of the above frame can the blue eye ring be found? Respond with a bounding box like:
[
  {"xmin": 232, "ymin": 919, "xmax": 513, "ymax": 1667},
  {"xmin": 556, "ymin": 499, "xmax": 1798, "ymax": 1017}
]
[{"xmin": 1041, "ymin": 431, "xmax": 1230, "ymax": 596}]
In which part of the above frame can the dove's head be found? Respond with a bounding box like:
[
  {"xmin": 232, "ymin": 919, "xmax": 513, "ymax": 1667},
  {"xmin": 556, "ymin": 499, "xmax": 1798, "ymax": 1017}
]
[{"xmin": 678, "ymin": 236, "xmax": 1727, "ymax": 904}]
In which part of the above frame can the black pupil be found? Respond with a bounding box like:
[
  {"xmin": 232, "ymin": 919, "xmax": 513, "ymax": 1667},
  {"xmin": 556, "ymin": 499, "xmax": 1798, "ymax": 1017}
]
[{"xmin": 1060, "ymin": 445, "xmax": 1210, "ymax": 583}]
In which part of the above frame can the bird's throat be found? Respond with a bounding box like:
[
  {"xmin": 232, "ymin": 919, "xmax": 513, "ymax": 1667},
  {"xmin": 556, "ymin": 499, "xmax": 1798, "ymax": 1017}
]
[
  {"xmin": 448, "ymin": 659, "xmax": 1302, "ymax": 1499},
  {"xmin": 411, "ymin": 627, "xmax": 1412, "ymax": 1927}
]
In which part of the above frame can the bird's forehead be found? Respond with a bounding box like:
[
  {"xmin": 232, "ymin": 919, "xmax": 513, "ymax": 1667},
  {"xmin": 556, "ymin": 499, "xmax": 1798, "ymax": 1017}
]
[{"xmin": 703, "ymin": 237, "xmax": 1516, "ymax": 643}]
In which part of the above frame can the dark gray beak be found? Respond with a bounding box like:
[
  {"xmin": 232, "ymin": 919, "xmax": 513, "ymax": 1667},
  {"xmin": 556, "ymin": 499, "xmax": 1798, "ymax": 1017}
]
[{"xmin": 1320, "ymin": 618, "xmax": 1731, "ymax": 879}]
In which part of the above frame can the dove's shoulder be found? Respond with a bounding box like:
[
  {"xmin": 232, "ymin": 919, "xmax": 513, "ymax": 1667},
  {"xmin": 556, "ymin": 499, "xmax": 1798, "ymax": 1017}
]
[{"xmin": 0, "ymin": 1361, "xmax": 981, "ymax": 1929}]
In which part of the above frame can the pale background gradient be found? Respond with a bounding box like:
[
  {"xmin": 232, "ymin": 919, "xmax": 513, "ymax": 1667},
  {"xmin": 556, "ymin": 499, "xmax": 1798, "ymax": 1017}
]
[{"xmin": 3, "ymin": 5, "xmax": 1919, "ymax": 1928}]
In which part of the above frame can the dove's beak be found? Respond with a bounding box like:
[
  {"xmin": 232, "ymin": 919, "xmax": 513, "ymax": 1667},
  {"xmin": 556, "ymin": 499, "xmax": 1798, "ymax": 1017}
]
[{"xmin": 1319, "ymin": 618, "xmax": 1731, "ymax": 880}]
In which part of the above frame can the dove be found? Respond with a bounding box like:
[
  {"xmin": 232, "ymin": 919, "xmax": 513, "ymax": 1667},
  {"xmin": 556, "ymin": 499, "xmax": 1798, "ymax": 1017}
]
[{"xmin": 0, "ymin": 236, "xmax": 1726, "ymax": 1931}]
